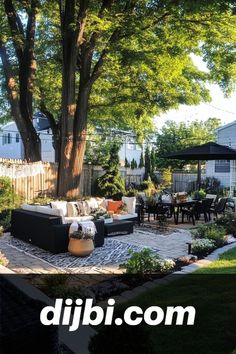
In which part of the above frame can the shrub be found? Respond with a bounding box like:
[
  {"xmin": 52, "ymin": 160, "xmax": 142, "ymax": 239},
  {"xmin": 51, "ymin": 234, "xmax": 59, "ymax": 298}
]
[
  {"xmin": 191, "ymin": 239, "xmax": 216, "ymax": 257},
  {"xmin": 0, "ymin": 251, "xmax": 8, "ymax": 266},
  {"xmin": 191, "ymin": 189, "xmax": 206, "ymax": 200},
  {"xmin": 120, "ymin": 248, "xmax": 175, "ymax": 275},
  {"xmin": 215, "ymin": 212, "xmax": 236, "ymax": 236},
  {"xmin": 201, "ymin": 176, "xmax": 221, "ymax": 194},
  {"xmin": 192, "ymin": 224, "xmax": 226, "ymax": 248},
  {"xmin": 124, "ymin": 188, "xmax": 139, "ymax": 197},
  {"xmin": 0, "ymin": 210, "xmax": 11, "ymax": 231},
  {"xmin": 96, "ymin": 143, "xmax": 125, "ymax": 199}
]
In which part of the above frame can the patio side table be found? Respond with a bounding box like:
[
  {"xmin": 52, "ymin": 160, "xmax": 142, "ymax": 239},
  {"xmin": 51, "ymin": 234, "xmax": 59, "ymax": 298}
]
[{"xmin": 104, "ymin": 220, "xmax": 134, "ymax": 237}]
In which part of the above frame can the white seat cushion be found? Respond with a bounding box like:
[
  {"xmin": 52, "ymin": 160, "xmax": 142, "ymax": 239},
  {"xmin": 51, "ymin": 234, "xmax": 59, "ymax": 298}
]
[
  {"xmin": 21, "ymin": 204, "xmax": 38, "ymax": 212},
  {"xmin": 64, "ymin": 215, "xmax": 94, "ymax": 224},
  {"xmin": 113, "ymin": 213, "xmax": 137, "ymax": 220}
]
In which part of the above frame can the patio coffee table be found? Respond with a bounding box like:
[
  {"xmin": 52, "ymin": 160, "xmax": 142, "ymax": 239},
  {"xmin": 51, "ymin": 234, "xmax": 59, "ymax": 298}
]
[{"xmin": 104, "ymin": 220, "xmax": 134, "ymax": 237}]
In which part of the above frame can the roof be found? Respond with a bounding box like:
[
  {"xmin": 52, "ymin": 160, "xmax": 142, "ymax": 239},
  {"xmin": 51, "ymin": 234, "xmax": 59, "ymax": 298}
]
[
  {"xmin": 0, "ymin": 112, "xmax": 50, "ymax": 132},
  {"xmin": 216, "ymin": 120, "xmax": 236, "ymax": 132}
]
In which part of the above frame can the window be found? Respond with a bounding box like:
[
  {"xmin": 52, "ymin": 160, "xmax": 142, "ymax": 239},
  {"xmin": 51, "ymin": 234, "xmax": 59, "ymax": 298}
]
[
  {"xmin": 7, "ymin": 133, "xmax": 11, "ymax": 144},
  {"xmin": 16, "ymin": 133, "xmax": 20, "ymax": 143},
  {"xmin": 215, "ymin": 160, "xmax": 230, "ymax": 173}
]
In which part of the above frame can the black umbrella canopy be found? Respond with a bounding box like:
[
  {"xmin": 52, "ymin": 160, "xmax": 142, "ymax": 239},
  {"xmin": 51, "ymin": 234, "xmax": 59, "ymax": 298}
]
[{"xmin": 163, "ymin": 142, "xmax": 236, "ymax": 160}]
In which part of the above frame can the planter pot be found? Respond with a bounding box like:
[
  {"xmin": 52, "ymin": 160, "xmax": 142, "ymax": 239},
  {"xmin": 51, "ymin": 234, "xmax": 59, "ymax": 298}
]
[{"xmin": 68, "ymin": 238, "xmax": 94, "ymax": 257}]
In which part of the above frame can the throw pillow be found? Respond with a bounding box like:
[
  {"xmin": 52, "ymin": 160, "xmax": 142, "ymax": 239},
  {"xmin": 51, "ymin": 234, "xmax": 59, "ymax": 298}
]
[
  {"xmin": 107, "ymin": 200, "xmax": 123, "ymax": 214},
  {"xmin": 121, "ymin": 196, "xmax": 136, "ymax": 214},
  {"xmin": 67, "ymin": 202, "xmax": 79, "ymax": 217},
  {"xmin": 50, "ymin": 201, "xmax": 68, "ymax": 217}
]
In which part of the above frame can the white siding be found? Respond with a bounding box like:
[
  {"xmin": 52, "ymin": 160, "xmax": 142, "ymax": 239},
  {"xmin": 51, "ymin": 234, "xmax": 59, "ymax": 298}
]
[
  {"xmin": 0, "ymin": 122, "xmax": 24, "ymax": 159},
  {"xmin": 206, "ymin": 121, "xmax": 236, "ymax": 187}
]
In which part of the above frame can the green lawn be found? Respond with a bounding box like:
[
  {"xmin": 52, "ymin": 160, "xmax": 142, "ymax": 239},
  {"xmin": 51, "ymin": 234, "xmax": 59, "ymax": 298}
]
[
  {"xmin": 90, "ymin": 247, "xmax": 236, "ymax": 354},
  {"xmin": 196, "ymin": 247, "xmax": 236, "ymax": 274}
]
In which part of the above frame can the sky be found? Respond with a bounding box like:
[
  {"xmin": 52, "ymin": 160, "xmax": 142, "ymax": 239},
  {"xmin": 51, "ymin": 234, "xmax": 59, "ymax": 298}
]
[{"xmin": 154, "ymin": 55, "xmax": 236, "ymax": 131}]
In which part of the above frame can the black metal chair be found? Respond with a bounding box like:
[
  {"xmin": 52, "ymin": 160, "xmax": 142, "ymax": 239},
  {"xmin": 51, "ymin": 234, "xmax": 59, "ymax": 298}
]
[
  {"xmin": 209, "ymin": 197, "xmax": 228, "ymax": 219},
  {"xmin": 196, "ymin": 198, "xmax": 214, "ymax": 222}
]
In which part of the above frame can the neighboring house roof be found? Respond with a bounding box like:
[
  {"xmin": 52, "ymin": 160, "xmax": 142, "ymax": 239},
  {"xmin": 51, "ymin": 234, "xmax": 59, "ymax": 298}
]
[
  {"xmin": 0, "ymin": 112, "xmax": 50, "ymax": 132},
  {"xmin": 33, "ymin": 112, "xmax": 50, "ymax": 131},
  {"xmin": 216, "ymin": 120, "xmax": 236, "ymax": 132}
]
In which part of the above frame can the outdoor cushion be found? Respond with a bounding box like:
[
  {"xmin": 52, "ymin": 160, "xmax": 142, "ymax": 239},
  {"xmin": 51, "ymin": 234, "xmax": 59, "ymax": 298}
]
[
  {"xmin": 107, "ymin": 200, "xmax": 123, "ymax": 213},
  {"xmin": 96, "ymin": 197, "xmax": 106, "ymax": 209},
  {"xmin": 67, "ymin": 202, "xmax": 78, "ymax": 217},
  {"xmin": 64, "ymin": 215, "xmax": 94, "ymax": 223},
  {"xmin": 113, "ymin": 213, "xmax": 137, "ymax": 220},
  {"xmin": 50, "ymin": 201, "xmax": 68, "ymax": 217},
  {"xmin": 21, "ymin": 204, "xmax": 38, "ymax": 212},
  {"xmin": 122, "ymin": 196, "xmax": 136, "ymax": 214},
  {"xmin": 86, "ymin": 198, "xmax": 99, "ymax": 210}
]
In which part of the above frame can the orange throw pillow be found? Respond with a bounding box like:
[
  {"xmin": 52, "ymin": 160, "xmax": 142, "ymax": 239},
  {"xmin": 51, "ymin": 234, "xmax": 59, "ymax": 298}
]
[{"xmin": 107, "ymin": 200, "xmax": 123, "ymax": 214}]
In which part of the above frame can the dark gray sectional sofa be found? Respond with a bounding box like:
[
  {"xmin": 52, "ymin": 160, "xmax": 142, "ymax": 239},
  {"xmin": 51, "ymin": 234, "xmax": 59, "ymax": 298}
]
[{"xmin": 11, "ymin": 209, "xmax": 105, "ymax": 254}]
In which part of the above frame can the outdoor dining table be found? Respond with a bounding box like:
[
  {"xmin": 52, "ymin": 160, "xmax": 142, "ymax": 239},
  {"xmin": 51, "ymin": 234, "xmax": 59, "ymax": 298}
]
[{"xmin": 157, "ymin": 200, "xmax": 197, "ymax": 225}]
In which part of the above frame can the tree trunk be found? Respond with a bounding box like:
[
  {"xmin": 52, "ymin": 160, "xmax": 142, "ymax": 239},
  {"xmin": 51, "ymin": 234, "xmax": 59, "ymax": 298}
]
[
  {"xmin": 57, "ymin": 0, "xmax": 79, "ymax": 197},
  {"xmin": 3, "ymin": 0, "xmax": 41, "ymax": 162},
  {"xmin": 0, "ymin": 41, "xmax": 41, "ymax": 161}
]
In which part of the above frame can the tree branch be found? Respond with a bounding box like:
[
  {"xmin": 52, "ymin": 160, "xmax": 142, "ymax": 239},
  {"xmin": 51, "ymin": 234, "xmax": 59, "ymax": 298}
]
[{"xmin": 4, "ymin": 0, "xmax": 25, "ymax": 62}]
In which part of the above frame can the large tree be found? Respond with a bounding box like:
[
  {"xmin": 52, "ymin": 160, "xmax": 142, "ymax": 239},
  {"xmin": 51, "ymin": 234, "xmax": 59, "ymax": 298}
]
[
  {"xmin": 57, "ymin": 0, "xmax": 236, "ymax": 197},
  {"xmin": 1, "ymin": 1, "xmax": 236, "ymax": 197},
  {"xmin": 0, "ymin": 0, "xmax": 41, "ymax": 161},
  {"xmin": 155, "ymin": 117, "xmax": 221, "ymax": 169}
]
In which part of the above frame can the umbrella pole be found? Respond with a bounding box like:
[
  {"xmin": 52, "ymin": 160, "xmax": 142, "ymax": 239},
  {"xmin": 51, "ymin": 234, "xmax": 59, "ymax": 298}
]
[{"xmin": 197, "ymin": 160, "xmax": 201, "ymax": 190}]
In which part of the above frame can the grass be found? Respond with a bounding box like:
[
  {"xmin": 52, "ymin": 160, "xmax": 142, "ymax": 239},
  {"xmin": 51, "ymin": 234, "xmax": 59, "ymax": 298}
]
[
  {"xmin": 90, "ymin": 246, "xmax": 236, "ymax": 354},
  {"xmin": 196, "ymin": 247, "xmax": 236, "ymax": 274}
]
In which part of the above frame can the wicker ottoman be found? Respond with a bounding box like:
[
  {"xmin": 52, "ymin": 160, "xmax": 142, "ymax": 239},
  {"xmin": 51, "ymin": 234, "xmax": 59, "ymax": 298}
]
[{"xmin": 104, "ymin": 220, "xmax": 134, "ymax": 237}]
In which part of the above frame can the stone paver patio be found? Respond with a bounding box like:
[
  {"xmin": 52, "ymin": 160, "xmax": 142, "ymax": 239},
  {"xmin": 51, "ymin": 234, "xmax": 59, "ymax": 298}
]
[{"xmin": 0, "ymin": 226, "xmax": 192, "ymax": 275}]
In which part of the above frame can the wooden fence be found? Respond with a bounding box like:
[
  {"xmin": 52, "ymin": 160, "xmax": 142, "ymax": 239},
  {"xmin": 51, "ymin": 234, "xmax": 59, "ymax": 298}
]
[
  {"xmin": 0, "ymin": 159, "xmax": 144, "ymax": 201},
  {"xmin": 172, "ymin": 172, "xmax": 206, "ymax": 192}
]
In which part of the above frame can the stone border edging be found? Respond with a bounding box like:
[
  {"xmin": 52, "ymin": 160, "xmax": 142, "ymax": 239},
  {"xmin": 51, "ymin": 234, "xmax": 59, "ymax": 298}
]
[{"xmin": 97, "ymin": 242, "xmax": 236, "ymax": 307}]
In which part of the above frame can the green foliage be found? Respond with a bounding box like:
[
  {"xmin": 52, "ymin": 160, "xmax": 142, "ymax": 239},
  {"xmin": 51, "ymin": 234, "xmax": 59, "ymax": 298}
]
[
  {"xmin": 144, "ymin": 146, "xmax": 151, "ymax": 179},
  {"xmin": 125, "ymin": 189, "xmax": 139, "ymax": 197},
  {"xmin": 130, "ymin": 158, "xmax": 137, "ymax": 170},
  {"xmin": 96, "ymin": 143, "xmax": 125, "ymax": 199},
  {"xmin": 191, "ymin": 239, "xmax": 216, "ymax": 257},
  {"xmin": 138, "ymin": 176, "xmax": 155, "ymax": 193},
  {"xmin": 201, "ymin": 177, "xmax": 222, "ymax": 195},
  {"xmin": 0, "ymin": 251, "xmax": 8, "ymax": 266},
  {"xmin": 192, "ymin": 224, "xmax": 226, "ymax": 248},
  {"xmin": 191, "ymin": 189, "xmax": 206, "ymax": 200},
  {"xmin": 160, "ymin": 168, "xmax": 172, "ymax": 189},
  {"xmin": 0, "ymin": 210, "xmax": 11, "ymax": 231},
  {"xmin": 155, "ymin": 118, "xmax": 221, "ymax": 169},
  {"xmin": 215, "ymin": 212, "xmax": 236, "ymax": 236},
  {"xmin": 124, "ymin": 158, "xmax": 130, "ymax": 168},
  {"xmin": 120, "ymin": 248, "xmax": 175, "ymax": 275},
  {"xmin": 139, "ymin": 152, "xmax": 144, "ymax": 168},
  {"xmin": 0, "ymin": 177, "xmax": 18, "ymax": 212}
]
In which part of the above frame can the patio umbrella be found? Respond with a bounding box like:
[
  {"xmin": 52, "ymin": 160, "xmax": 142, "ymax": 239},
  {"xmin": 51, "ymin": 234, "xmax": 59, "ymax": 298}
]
[{"xmin": 163, "ymin": 141, "xmax": 236, "ymax": 189}]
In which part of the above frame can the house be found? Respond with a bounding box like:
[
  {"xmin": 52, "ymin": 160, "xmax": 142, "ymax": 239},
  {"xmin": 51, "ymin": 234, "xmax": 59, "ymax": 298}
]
[
  {"xmin": 0, "ymin": 115, "xmax": 142, "ymax": 165},
  {"xmin": 0, "ymin": 112, "xmax": 54, "ymax": 161},
  {"xmin": 206, "ymin": 120, "xmax": 236, "ymax": 189}
]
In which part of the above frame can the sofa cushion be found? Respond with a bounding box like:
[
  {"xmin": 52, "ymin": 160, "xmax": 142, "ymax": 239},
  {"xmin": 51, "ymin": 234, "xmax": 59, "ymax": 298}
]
[
  {"xmin": 113, "ymin": 213, "xmax": 137, "ymax": 220},
  {"xmin": 107, "ymin": 200, "xmax": 123, "ymax": 213},
  {"xmin": 21, "ymin": 204, "xmax": 38, "ymax": 212},
  {"xmin": 122, "ymin": 196, "xmax": 136, "ymax": 214},
  {"xmin": 67, "ymin": 202, "xmax": 79, "ymax": 217},
  {"xmin": 50, "ymin": 201, "xmax": 68, "ymax": 217},
  {"xmin": 96, "ymin": 197, "xmax": 106, "ymax": 209},
  {"xmin": 86, "ymin": 198, "xmax": 99, "ymax": 210},
  {"xmin": 64, "ymin": 215, "xmax": 94, "ymax": 224}
]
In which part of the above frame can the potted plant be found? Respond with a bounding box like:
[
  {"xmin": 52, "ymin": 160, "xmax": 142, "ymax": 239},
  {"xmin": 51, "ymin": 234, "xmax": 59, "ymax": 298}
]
[{"xmin": 68, "ymin": 226, "xmax": 95, "ymax": 257}]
